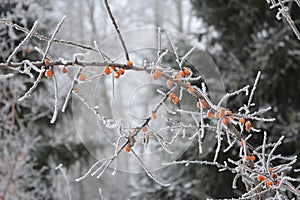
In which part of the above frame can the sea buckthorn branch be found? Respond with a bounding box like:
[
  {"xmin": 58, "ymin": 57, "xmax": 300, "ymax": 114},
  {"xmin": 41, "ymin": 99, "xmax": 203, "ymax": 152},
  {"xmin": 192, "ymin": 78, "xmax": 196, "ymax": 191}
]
[
  {"xmin": 266, "ymin": 0, "xmax": 300, "ymax": 40},
  {"xmin": 0, "ymin": 17, "xmax": 98, "ymax": 52}
]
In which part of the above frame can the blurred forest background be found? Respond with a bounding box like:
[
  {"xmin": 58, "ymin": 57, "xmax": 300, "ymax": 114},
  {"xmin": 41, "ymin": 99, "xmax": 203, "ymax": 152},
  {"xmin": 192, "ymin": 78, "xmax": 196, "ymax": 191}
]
[{"xmin": 0, "ymin": 0, "xmax": 299, "ymax": 199}]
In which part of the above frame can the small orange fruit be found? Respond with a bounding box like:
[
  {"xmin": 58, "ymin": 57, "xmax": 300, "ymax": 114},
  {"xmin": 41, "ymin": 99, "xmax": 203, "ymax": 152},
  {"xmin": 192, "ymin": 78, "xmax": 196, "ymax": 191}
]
[
  {"xmin": 45, "ymin": 69, "xmax": 53, "ymax": 78},
  {"xmin": 79, "ymin": 74, "xmax": 86, "ymax": 81},
  {"xmin": 186, "ymin": 82, "xmax": 191, "ymax": 88},
  {"xmin": 114, "ymin": 71, "xmax": 121, "ymax": 79},
  {"xmin": 111, "ymin": 66, "xmax": 117, "ymax": 71},
  {"xmin": 207, "ymin": 110, "xmax": 213, "ymax": 118},
  {"xmin": 172, "ymin": 96, "xmax": 179, "ymax": 104},
  {"xmin": 61, "ymin": 67, "xmax": 68, "ymax": 74},
  {"xmin": 152, "ymin": 73, "xmax": 158, "ymax": 80},
  {"xmin": 73, "ymin": 86, "xmax": 80, "ymax": 93},
  {"xmin": 152, "ymin": 112, "xmax": 157, "ymax": 119},
  {"xmin": 266, "ymin": 181, "xmax": 273, "ymax": 188},
  {"xmin": 245, "ymin": 121, "xmax": 251, "ymax": 132},
  {"xmin": 240, "ymin": 140, "xmax": 246, "ymax": 146},
  {"xmin": 127, "ymin": 60, "xmax": 133, "ymax": 67},
  {"xmin": 125, "ymin": 145, "xmax": 131, "ymax": 152},
  {"xmin": 222, "ymin": 117, "xmax": 229, "ymax": 125},
  {"xmin": 118, "ymin": 68, "xmax": 125, "ymax": 75},
  {"xmin": 272, "ymin": 174, "xmax": 278, "ymax": 179},
  {"xmin": 169, "ymin": 92, "xmax": 176, "ymax": 99},
  {"xmin": 201, "ymin": 99, "xmax": 209, "ymax": 109},
  {"xmin": 104, "ymin": 67, "xmax": 110, "ymax": 75},
  {"xmin": 225, "ymin": 110, "xmax": 232, "ymax": 115},
  {"xmin": 44, "ymin": 58, "xmax": 50, "ymax": 65},
  {"xmin": 214, "ymin": 112, "xmax": 220, "ymax": 119},
  {"xmin": 250, "ymin": 155, "xmax": 256, "ymax": 161},
  {"xmin": 246, "ymin": 155, "xmax": 251, "ymax": 161},
  {"xmin": 188, "ymin": 86, "xmax": 195, "ymax": 94},
  {"xmin": 142, "ymin": 126, "xmax": 147, "ymax": 132},
  {"xmin": 276, "ymin": 180, "xmax": 280, "ymax": 185},
  {"xmin": 155, "ymin": 70, "xmax": 162, "ymax": 77},
  {"xmin": 258, "ymin": 175, "xmax": 266, "ymax": 181},
  {"xmin": 269, "ymin": 167, "xmax": 274, "ymax": 173},
  {"xmin": 167, "ymin": 80, "xmax": 173, "ymax": 87},
  {"xmin": 239, "ymin": 117, "xmax": 245, "ymax": 124},
  {"xmin": 183, "ymin": 68, "xmax": 191, "ymax": 76}
]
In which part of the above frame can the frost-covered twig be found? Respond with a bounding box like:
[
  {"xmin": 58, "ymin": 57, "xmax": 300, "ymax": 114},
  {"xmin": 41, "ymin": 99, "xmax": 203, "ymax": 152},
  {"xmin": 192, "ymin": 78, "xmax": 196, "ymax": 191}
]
[
  {"xmin": 0, "ymin": 73, "xmax": 14, "ymax": 79},
  {"xmin": 18, "ymin": 66, "xmax": 45, "ymax": 101},
  {"xmin": 247, "ymin": 71, "xmax": 261, "ymax": 107},
  {"xmin": 0, "ymin": 17, "xmax": 98, "ymax": 52},
  {"xmin": 55, "ymin": 164, "xmax": 72, "ymax": 200},
  {"xmin": 62, "ymin": 68, "xmax": 82, "ymax": 112},
  {"xmin": 131, "ymin": 148, "xmax": 171, "ymax": 187},
  {"xmin": 103, "ymin": 0, "xmax": 130, "ymax": 61},
  {"xmin": 50, "ymin": 74, "xmax": 59, "ymax": 124},
  {"xmin": 7, "ymin": 21, "xmax": 38, "ymax": 63},
  {"xmin": 42, "ymin": 16, "xmax": 66, "ymax": 61}
]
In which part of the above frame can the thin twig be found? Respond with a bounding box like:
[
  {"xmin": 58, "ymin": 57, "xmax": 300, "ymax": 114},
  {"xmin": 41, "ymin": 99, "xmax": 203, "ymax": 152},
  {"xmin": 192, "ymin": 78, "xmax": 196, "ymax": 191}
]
[
  {"xmin": 7, "ymin": 21, "xmax": 38, "ymax": 63},
  {"xmin": 0, "ymin": 18, "xmax": 97, "ymax": 52},
  {"xmin": 103, "ymin": 0, "xmax": 130, "ymax": 61}
]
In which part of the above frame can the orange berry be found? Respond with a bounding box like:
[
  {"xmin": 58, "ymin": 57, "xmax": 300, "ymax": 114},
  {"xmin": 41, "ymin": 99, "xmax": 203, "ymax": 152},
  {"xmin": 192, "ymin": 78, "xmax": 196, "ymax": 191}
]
[
  {"xmin": 125, "ymin": 145, "xmax": 131, "ymax": 152},
  {"xmin": 276, "ymin": 180, "xmax": 280, "ymax": 185},
  {"xmin": 201, "ymin": 99, "xmax": 209, "ymax": 109},
  {"xmin": 239, "ymin": 117, "xmax": 245, "ymax": 124},
  {"xmin": 269, "ymin": 167, "xmax": 274, "ymax": 173},
  {"xmin": 183, "ymin": 68, "xmax": 191, "ymax": 76},
  {"xmin": 111, "ymin": 66, "xmax": 117, "ymax": 71},
  {"xmin": 188, "ymin": 86, "xmax": 195, "ymax": 94},
  {"xmin": 272, "ymin": 174, "xmax": 278, "ymax": 179},
  {"xmin": 155, "ymin": 70, "xmax": 162, "ymax": 77},
  {"xmin": 246, "ymin": 155, "xmax": 251, "ymax": 161},
  {"xmin": 207, "ymin": 110, "xmax": 213, "ymax": 118},
  {"xmin": 152, "ymin": 74, "xmax": 158, "ymax": 80},
  {"xmin": 79, "ymin": 74, "xmax": 86, "ymax": 81},
  {"xmin": 127, "ymin": 60, "xmax": 133, "ymax": 67},
  {"xmin": 225, "ymin": 110, "xmax": 232, "ymax": 115},
  {"xmin": 240, "ymin": 140, "xmax": 246, "ymax": 146},
  {"xmin": 266, "ymin": 181, "xmax": 273, "ymax": 188},
  {"xmin": 250, "ymin": 155, "xmax": 256, "ymax": 161},
  {"xmin": 45, "ymin": 69, "xmax": 53, "ymax": 78},
  {"xmin": 152, "ymin": 112, "xmax": 157, "ymax": 119},
  {"xmin": 169, "ymin": 93, "xmax": 176, "ymax": 100},
  {"xmin": 167, "ymin": 80, "xmax": 173, "ymax": 87},
  {"xmin": 219, "ymin": 108, "xmax": 225, "ymax": 118},
  {"xmin": 186, "ymin": 82, "xmax": 191, "ymax": 88},
  {"xmin": 178, "ymin": 71, "xmax": 185, "ymax": 77},
  {"xmin": 172, "ymin": 96, "xmax": 179, "ymax": 104},
  {"xmin": 245, "ymin": 121, "xmax": 251, "ymax": 132},
  {"xmin": 214, "ymin": 112, "xmax": 220, "ymax": 119},
  {"xmin": 44, "ymin": 58, "xmax": 50, "ymax": 65},
  {"xmin": 258, "ymin": 175, "xmax": 266, "ymax": 181},
  {"xmin": 61, "ymin": 67, "xmax": 68, "ymax": 74},
  {"xmin": 142, "ymin": 126, "xmax": 147, "ymax": 132},
  {"xmin": 118, "ymin": 68, "xmax": 125, "ymax": 75},
  {"xmin": 73, "ymin": 86, "xmax": 80, "ymax": 93},
  {"xmin": 104, "ymin": 67, "xmax": 110, "ymax": 75},
  {"xmin": 114, "ymin": 71, "xmax": 121, "ymax": 79},
  {"xmin": 229, "ymin": 115, "xmax": 235, "ymax": 121},
  {"xmin": 222, "ymin": 117, "xmax": 229, "ymax": 125}
]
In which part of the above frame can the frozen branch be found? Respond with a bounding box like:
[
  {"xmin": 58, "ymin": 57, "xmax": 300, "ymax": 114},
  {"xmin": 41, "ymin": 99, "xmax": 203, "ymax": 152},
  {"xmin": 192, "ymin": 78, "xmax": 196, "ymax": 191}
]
[
  {"xmin": 7, "ymin": 21, "xmax": 38, "ymax": 63},
  {"xmin": 103, "ymin": 0, "xmax": 130, "ymax": 61}
]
